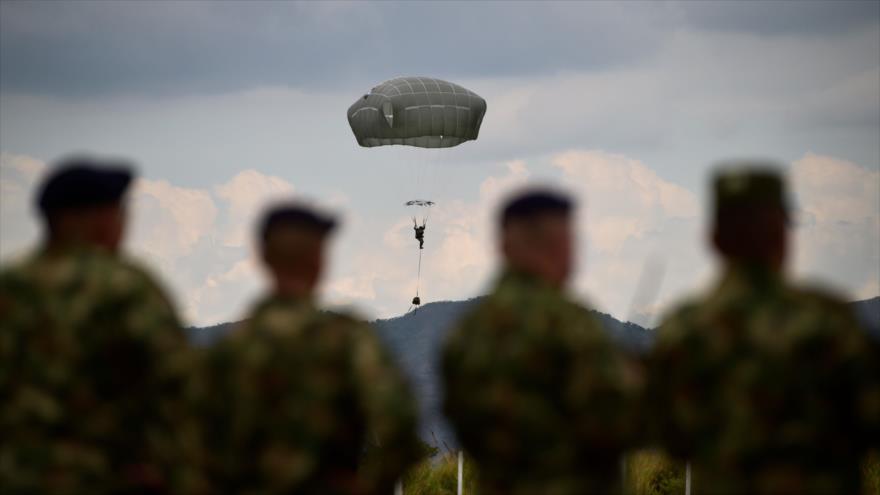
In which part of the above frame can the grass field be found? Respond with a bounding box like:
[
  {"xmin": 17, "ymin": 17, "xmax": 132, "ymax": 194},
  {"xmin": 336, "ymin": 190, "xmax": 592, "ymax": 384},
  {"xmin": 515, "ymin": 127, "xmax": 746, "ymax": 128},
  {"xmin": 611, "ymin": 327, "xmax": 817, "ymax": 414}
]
[{"xmin": 398, "ymin": 449, "xmax": 880, "ymax": 495}]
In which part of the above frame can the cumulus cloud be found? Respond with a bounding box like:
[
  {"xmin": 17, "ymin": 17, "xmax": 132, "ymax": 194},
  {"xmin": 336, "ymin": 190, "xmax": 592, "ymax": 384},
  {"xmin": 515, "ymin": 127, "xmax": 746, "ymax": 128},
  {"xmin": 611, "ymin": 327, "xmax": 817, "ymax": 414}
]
[
  {"xmin": 552, "ymin": 150, "xmax": 699, "ymax": 252},
  {"xmin": 214, "ymin": 169, "xmax": 294, "ymax": 247},
  {"xmin": 0, "ymin": 153, "xmax": 44, "ymax": 259},
  {"xmin": 129, "ymin": 178, "xmax": 217, "ymax": 260},
  {"xmin": 1, "ymin": 151, "xmax": 876, "ymax": 328},
  {"xmin": 791, "ymin": 152, "xmax": 880, "ymax": 299},
  {"xmin": 548, "ymin": 150, "xmax": 707, "ymax": 326}
]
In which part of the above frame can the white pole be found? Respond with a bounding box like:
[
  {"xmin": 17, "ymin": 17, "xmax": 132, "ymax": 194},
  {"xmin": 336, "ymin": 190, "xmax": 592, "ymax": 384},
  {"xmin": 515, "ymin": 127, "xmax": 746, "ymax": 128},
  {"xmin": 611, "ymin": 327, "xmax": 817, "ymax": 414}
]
[
  {"xmin": 457, "ymin": 451, "xmax": 464, "ymax": 495},
  {"xmin": 394, "ymin": 480, "xmax": 403, "ymax": 495},
  {"xmin": 685, "ymin": 462, "xmax": 691, "ymax": 495}
]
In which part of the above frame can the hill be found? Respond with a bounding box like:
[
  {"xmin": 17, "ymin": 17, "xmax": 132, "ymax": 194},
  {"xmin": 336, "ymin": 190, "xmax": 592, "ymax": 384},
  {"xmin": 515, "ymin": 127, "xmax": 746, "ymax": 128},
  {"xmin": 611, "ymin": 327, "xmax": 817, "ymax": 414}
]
[{"xmin": 852, "ymin": 296, "xmax": 880, "ymax": 339}]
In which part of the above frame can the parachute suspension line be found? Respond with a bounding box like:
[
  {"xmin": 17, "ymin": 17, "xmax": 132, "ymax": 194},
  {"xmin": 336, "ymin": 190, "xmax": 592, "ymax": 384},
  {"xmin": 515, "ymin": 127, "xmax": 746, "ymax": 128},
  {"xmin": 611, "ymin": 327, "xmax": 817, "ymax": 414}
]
[
  {"xmin": 416, "ymin": 247, "xmax": 423, "ymax": 297},
  {"xmin": 409, "ymin": 247, "xmax": 424, "ymax": 313}
]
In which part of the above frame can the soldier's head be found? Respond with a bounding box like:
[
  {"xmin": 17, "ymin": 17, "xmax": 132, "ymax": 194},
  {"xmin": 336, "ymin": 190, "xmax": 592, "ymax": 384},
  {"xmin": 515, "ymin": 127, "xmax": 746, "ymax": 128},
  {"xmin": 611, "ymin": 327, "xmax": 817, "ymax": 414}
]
[
  {"xmin": 36, "ymin": 157, "xmax": 133, "ymax": 253},
  {"xmin": 499, "ymin": 189, "xmax": 575, "ymax": 288},
  {"xmin": 710, "ymin": 164, "xmax": 789, "ymax": 269},
  {"xmin": 258, "ymin": 202, "xmax": 337, "ymax": 297}
]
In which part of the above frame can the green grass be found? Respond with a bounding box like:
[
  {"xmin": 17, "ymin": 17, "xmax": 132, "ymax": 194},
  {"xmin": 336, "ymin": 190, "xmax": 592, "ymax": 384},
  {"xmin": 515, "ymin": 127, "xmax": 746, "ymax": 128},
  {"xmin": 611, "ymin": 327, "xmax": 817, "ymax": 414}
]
[
  {"xmin": 401, "ymin": 451, "xmax": 479, "ymax": 495},
  {"xmin": 398, "ymin": 449, "xmax": 880, "ymax": 495},
  {"xmin": 864, "ymin": 451, "xmax": 880, "ymax": 495},
  {"xmin": 623, "ymin": 450, "xmax": 685, "ymax": 495}
]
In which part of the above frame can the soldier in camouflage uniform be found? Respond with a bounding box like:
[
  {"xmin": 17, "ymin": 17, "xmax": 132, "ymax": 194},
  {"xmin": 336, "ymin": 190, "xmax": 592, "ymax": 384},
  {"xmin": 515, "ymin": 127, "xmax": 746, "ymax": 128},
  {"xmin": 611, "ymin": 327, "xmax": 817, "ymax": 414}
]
[
  {"xmin": 442, "ymin": 190, "xmax": 642, "ymax": 495},
  {"xmin": 0, "ymin": 158, "xmax": 202, "ymax": 493},
  {"xmin": 197, "ymin": 203, "xmax": 422, "ymax": 494},
  {"xmin": 647, "ymin": 164, "xmax": 880, "ymax": 494}
]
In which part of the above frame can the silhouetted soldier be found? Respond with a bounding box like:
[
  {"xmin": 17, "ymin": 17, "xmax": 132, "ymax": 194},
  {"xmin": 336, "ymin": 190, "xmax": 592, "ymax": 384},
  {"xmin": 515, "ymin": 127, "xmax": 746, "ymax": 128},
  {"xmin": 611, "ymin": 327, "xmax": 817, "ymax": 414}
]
[
  {"xmin": 197, "ymin": 203, "xmax": 422, "ymax": 494},
  {"xmin": 442, "ymin": 189, "xmax": 642, "ymax": 495},
  {"xmin": 413, "ymin": 218, "xmax": 426, "ymax": 249},
  {"xmin": 0, "ymin": 158, "xmax": 201, "ymax": 493},
  {"xmin": 647, "ymin": 164, "xmax": 880, "ymax": 494}
]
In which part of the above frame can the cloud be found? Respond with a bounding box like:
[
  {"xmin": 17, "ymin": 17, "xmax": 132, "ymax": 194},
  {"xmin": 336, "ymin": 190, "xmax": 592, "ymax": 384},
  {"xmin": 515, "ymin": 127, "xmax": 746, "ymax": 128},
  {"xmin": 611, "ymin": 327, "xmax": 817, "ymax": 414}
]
[
  {"xmin": 129, "ymin": 178, "xmax": 217, "ymax": 259},
  {"xmin": 188, "ymin": 256, "xmax": 265, "ymax": 325},
  {"xmin": 679, "ymin": 1, "xmax": 879, "ymax": 37},
  {"xmin": 552, "ymin": 150, "xmax": 699, "ymax": 252},
  {"xmin": 8, "ymin": 2, "xmax": 875, "ymax": 99},
  {"xmin": 547, "ymin": 150, "xmax": 707, "ymax": 326},
  {"xmin": 0, "ymin": 153, "xmax": 44, "ymax": 258},
  {"xmin": 213, "ymin": 169, "xmax": 294, "ymax": 247},
  {"xmin": 0, "ymin": 2, "xmax": 670, "ymax": 97},
  {"xmin": 1, "ymin": 151, "xmax": 877, "ymax": 328},
  {"xmin": 790, "ymin": 152, "xmax": 880, "ymax": 298}
]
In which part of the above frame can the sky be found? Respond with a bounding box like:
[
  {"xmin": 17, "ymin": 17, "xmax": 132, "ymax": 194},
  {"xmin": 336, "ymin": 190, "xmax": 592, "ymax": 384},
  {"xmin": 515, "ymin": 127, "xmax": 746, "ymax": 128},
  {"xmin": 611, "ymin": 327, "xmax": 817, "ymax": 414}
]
[{"xmin": 1, "ymin": 1, "xmax": 878, "ymax": 327}]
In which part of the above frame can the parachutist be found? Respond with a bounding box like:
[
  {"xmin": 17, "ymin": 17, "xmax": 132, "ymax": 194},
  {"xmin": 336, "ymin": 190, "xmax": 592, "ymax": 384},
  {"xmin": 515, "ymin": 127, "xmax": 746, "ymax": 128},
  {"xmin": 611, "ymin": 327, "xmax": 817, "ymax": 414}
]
[{"xmin": 413, "ymin": 217, "xmax": 426, "ymax": 250}]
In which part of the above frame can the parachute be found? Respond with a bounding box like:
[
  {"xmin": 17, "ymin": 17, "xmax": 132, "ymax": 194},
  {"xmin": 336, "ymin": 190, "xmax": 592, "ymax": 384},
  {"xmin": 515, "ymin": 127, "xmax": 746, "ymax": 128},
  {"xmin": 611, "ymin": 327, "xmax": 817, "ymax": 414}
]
[
  {"xmin": 347, "ymin": 76, "xmax": 487, "ymax": 149},
  {"xmin": 348, "ymin": 77, "xmax": 486, "ymax": 310},
  {"xmin": 405, "ymin": 199, "xmax": 435, "ymax": 228}
]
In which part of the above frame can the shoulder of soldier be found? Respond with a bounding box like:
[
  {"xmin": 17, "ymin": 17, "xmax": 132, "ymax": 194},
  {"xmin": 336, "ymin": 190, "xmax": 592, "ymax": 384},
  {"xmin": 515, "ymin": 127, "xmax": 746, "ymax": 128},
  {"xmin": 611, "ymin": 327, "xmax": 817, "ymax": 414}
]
[
  {"xmin": 0, "ymin": 248, "xmax": 171, "ymax": 306},
  {"xmin": 4, "ymin": 247, "xmax": 167, "ymax": 292},
  {"xmin": 113, "ymin": 252, "xmax": 175, "ymax": 293},
  {"xmin": 782, "ymin": 282, "xmax": 870, "ymax": 352},
  {"xmin": 784, "ymin": 282, "xmax": 853, "ymax": 314},
  {"xmin": 89, "ymin": 253, "xmax": 181, "ymax": 323},
  {"xmin": 449, "ymin": 283, "xmax": 602, "ymax": 352},
  {"xmin": 655, "ymin": 297, "xmax": 705, "ymax": 345},
  {"xmin": 239, "ymin": 299, "xmax": 373, "ymax": 341},
  {"xmin": 0, "ymin": 256, "xmax": 38, "ymax": 315},
  {"xmin": 0, "ymin": 249, "xmax": 46, "ymax": 287}
]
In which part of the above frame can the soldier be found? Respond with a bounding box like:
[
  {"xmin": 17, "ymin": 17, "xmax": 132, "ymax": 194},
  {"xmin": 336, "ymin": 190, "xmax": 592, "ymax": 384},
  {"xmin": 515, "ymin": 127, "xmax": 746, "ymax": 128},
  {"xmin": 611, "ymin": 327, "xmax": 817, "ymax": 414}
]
[
  {"xmin": 197, "ymin": 203, "xmax": 422, "ymax": 494},
  {"xmin": 0, "ymin": 158, "xmax": 201, "ymax": 493},
  {"xmin": 441, "ymin": 189, "xmax": 642, "ymax": 495},
  {"xmin": 647, "ymin": 164, "xmax": 880, "ymax": 494},
  {"xmin": 413, "ymin": 217, "xmax": 426, "ymax": 250}
]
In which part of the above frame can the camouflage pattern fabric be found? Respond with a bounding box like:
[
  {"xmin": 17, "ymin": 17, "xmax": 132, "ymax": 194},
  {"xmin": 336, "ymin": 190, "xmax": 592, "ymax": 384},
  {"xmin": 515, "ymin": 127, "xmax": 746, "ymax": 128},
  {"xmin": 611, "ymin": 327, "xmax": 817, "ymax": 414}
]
[
  {"xmin": 197, "ymin": 295, "xmax": 422, "ymax": 495},
  {"xmin": 442, "ymin": 270, "xmax": 642, "ymax": 495},
  {"xmin": 0, "ymin": 246, "xmax": 202, "ymax": 494},
  {"xmin": 648, "ymin": 263, "xmax": 880, "ymax": 495}
]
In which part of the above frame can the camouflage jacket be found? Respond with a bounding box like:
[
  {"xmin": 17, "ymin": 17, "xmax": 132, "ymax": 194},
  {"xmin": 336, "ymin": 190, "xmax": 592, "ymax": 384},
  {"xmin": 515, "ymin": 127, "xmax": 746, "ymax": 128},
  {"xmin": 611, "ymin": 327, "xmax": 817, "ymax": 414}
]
[
  {"xmin": 647, "ymin": 263, "xmax": 880, "ymax": 495},
  {"xmin": 197, "ymin": 294, "xmax": 422, "ymax": 495},
  {"xmin": 441, "ymin": 270, "xmax": 642, "ymax": 495},
  {"xmin": 0, "ymin": 246, "xmax": 200, "ymax": 494}
]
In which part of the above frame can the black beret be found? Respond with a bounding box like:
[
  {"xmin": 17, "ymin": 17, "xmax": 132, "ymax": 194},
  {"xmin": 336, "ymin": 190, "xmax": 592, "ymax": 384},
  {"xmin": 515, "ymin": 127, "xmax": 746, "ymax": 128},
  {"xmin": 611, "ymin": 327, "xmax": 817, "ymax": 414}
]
[
  {"xmin": 712, "ymin": 162, "xmax": 789, "ymax": 216},
  {"xmin": 500, "ymin": 188, "xmax": 573, "ymax": 227},
  {"xmin": 259, "ymin": 202, "xmax": 338, "ymax": 241},
  {"xmin": 37, "ymin": 157, "xmax": 134, "ymax": 216}
]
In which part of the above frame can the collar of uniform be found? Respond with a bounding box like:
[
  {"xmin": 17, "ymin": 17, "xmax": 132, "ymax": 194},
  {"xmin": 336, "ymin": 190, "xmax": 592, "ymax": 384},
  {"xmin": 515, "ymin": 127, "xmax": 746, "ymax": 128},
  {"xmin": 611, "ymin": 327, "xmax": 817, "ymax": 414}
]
[
  {"xmin": 715, "ymin": 261, "xmax": 784, "ymax": 296},
  {"xmin": 495, "ymin": 267, "xmax": 561, "ymax": 294},
  {"xmin": 37, "ymin": 241, "xmax": 107, "ymax": 260},
  {"xmin": 253, "ymin": 292, "xmax": 314, "ymax": 312}
]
